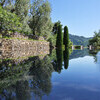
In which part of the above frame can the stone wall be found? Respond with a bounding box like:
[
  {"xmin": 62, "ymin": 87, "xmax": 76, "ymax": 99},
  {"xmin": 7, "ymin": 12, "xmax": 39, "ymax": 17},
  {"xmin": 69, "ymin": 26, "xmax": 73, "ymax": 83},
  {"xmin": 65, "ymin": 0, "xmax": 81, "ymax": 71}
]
[
  {"xmin": 0, "ymin": 38, "xmax": 49, "ymax": 59},
  {"xmin": 10, "ymin": 33, "xmax": 28, "ymax": 39}
]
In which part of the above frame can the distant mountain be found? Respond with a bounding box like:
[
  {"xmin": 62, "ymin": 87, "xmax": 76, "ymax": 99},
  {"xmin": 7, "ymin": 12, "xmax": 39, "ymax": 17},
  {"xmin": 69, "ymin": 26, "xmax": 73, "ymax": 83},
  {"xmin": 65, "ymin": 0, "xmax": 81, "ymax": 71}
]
[{"xmin": 69, "ymin": 34, "xmax": 92, "ymax": 46}]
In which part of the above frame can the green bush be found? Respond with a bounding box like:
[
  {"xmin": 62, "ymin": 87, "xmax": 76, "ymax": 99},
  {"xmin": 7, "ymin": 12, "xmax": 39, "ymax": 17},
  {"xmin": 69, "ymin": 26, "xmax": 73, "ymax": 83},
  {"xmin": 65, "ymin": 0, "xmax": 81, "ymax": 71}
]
[{"xmin": 0, "ymin": 6, "xmax": 22, "ymax": 34}]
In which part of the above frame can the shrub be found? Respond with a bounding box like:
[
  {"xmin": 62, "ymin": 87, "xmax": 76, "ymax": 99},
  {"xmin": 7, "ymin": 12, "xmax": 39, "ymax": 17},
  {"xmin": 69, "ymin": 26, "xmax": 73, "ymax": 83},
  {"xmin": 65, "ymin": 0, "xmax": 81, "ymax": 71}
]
[{"xmin": 0, "ymin": 6, "xmax": 22, "ymax": 35}]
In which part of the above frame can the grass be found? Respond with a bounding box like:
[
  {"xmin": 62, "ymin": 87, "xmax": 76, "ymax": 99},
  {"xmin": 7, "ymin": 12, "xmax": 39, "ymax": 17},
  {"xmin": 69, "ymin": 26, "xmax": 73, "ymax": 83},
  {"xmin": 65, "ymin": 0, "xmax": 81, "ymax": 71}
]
[{"xmin": 0, "ymin": 36, "xmax": 47, "ymax": 42}]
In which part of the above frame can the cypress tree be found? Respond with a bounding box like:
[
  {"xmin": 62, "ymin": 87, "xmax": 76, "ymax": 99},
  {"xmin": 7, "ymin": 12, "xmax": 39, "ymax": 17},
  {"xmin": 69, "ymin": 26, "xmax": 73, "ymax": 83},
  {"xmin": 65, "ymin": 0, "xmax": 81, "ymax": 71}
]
[
  {"xmin": 56, "ymin": 24, "xmax": 63, "ymax": 50},
  {"xmin": 63, "ymin": 26, "xmax": 69, "ymax": 48}
]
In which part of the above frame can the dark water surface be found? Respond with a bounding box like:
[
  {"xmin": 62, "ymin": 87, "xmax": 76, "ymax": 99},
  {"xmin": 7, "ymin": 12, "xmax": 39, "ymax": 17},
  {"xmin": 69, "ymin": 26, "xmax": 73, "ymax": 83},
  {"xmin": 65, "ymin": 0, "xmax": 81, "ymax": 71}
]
[{"xmin": 0, "ymin": 49, "xmax": 100, "ymax": 100}]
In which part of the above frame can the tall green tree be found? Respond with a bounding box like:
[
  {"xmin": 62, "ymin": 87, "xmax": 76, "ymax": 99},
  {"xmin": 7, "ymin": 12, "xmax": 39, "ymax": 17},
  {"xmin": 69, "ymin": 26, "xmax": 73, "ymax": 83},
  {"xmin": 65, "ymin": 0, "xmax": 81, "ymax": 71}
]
[
  {"xmin": 52, "ymin": 21, "xmax": 61, "ymax": 35},
  {"xmin": 63, "ymin": 26, "xmax": 69, "ymax": 48},
  {"xmin": 0, "ymin": 0, "xmax": 12, "ymax": 7},
  {"xmin": 56, "ymin": 24, "xmax": 63, "ymax": 50},
  {"xmin": 29, "ymin": 0, "xmax": 53, "ymax": 39},
  {"xmin": 15, "ymin": 0, "xmax": 31, "ymax": 34},
  {"xmin": 0, "ymin": 0, "xmax": 16, "ymax": 14},
  {"xmin": 48, "ymin": 21, "xmax": 61, "ymax": 47},
  {"xmin": 0, "ymin": 0, "xmax": 53, "ymax": 37},
  {"xmin": 15, "ymin": 0, "xmax": 30, "ymax": 21}
]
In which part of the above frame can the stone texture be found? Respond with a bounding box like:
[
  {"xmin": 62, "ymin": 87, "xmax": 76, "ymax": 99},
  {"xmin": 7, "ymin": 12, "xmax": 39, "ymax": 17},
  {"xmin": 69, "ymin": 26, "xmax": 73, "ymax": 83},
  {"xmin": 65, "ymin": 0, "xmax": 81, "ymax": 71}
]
[
  {"xmin": 0, "ymin": 38, "xmax": 49, "ymax": 59},
  {"xmin": 38, "ymin": 36, "xmax": 44, "ymax": 40}
]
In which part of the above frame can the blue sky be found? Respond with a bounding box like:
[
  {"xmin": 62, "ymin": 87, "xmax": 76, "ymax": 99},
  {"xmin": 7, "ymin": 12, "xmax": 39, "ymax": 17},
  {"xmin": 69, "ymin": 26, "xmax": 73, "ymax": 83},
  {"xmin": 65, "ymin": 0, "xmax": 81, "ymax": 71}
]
[{"xmin": 49, "ymin": 0, "xmax": 100, "ymax": 37}]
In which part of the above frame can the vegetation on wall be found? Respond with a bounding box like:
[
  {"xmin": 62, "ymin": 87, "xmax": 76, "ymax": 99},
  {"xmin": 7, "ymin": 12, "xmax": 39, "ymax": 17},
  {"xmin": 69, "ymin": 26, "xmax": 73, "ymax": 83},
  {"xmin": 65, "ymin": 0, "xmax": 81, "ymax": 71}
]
[{"xmin": 0, "ymin": 6, "xmax": 22, "ymax": 34}]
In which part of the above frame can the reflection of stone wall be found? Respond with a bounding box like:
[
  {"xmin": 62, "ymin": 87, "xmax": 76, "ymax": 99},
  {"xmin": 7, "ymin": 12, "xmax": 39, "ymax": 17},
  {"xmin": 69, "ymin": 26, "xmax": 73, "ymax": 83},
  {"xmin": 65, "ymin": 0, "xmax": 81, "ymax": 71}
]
[{"xmin": 0, "ymin": 39, "xmax": 49, "ymax": 59}]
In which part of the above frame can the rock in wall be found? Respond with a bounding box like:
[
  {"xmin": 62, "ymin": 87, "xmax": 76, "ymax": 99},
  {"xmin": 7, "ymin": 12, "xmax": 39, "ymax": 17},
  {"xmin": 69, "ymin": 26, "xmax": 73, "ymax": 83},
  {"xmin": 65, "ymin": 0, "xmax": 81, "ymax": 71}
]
[{"xmin": 0, "ymin": 38, "xmax": 49, "ymax": 59}]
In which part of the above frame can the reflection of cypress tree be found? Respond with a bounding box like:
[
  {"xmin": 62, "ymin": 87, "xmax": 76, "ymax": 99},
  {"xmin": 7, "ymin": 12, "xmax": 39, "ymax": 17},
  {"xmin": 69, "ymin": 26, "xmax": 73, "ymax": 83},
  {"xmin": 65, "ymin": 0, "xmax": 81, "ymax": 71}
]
[
  {"xmin": 64, "ymin": 48, "xmax": 69, "ymax": 69},
  {"xmin": 54, "ymin": 49, "xmax": 63, "ymax": 73}
]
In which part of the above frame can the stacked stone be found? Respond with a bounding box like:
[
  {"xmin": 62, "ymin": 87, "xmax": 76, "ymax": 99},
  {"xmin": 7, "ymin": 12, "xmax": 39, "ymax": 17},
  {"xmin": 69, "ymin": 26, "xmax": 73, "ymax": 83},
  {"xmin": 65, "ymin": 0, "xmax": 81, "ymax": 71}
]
[
  {"xmin": 2, "ymin": 39, "xmax": 12, "ymax": 50},
  {"xmin": 10, "ymin": 33, "xmax": 28, "ymax": 39},
  {"xmin": 0, "ymin": 38, "xmax": 50, "ymax": 59}
]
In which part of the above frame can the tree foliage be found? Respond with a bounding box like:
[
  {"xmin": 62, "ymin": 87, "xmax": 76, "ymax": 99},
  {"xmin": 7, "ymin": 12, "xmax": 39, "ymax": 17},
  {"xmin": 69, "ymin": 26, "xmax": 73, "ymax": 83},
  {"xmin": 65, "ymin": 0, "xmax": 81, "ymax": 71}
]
[
  {"xmin": 0, "ymin": 0, "xmax": 13, "ymax": 7},
  {"xmin": 69, "ymin": 34, "xmax": 90, "ymax": 46},
  {"xmin": 15, "ymin": 0, "xmax": 30, "ymax": 21},
  {"xmin": 0, "ymin": 0, "xmax": 73, "ymax": 48},
  {"xmin": 0, "ymin": 0, "xmax": 54, "ymax": 38},
  {"xmin": 51, "ymin": 21, "xmax": 73, "ymax": 48},
  {"xmin": 89, "ymin": 30, "xmax": 100, "ymax": 48},
  {"xmin": 56, "ymin": 24, "xmax": 63, "ymax": 49},
  {"xmin": 29, "ymin": 0, "xmax": 53, "ymax": 39},
  {"xmin": 63, "ymin": 26, "xmax": 69, "ymax": 48},
  {"xmin": 0, "ymin": 6, "xmax": 22, "ymax": 34},
  {"xmin": 52, "ymin": 21, "xmax": 61, "ymax": 35},
  {"xmin": 15, "ymin": 0, "xmax": 32, "ymax": 34}
]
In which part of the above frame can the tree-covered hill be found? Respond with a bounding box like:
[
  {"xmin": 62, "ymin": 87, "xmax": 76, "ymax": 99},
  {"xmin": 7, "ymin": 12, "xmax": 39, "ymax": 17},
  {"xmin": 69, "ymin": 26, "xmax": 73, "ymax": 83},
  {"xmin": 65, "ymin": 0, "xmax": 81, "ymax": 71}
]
[
  {"xmin": 69, "ymin": 34, "xmax": 92, "ymax": 46},
  {"xmin": 89, "ymin": 30, "xmax": 100, "ymax": 49}
]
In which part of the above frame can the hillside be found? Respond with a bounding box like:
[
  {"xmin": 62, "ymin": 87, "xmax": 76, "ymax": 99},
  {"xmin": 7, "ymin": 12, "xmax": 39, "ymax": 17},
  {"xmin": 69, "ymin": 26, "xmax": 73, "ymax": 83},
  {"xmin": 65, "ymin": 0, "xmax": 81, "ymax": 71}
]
[{"xmin": 69, "ymin": 34, "xmax": 92, "ymax": 46}]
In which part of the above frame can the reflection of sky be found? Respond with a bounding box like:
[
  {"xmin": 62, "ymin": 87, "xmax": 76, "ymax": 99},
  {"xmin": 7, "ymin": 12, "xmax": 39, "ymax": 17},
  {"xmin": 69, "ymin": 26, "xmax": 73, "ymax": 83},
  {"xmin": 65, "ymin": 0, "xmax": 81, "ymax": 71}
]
[
  {"xmin": 96, "ymin": 52, "xmax": 100, "ymax": 65},
  {"xmin": 43, "ymin": 55, "xmax": 100, "ymax": 100}
]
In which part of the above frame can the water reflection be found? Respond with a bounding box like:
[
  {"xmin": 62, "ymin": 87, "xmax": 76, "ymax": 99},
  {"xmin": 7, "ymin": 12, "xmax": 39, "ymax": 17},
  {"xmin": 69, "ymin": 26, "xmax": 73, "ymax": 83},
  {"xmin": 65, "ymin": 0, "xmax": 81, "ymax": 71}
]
[
  {"xmin": 0, "ymin": 56, "xmax": 54, "ymax": 100},
  {"xmin": 0, "ymin": 49, "xmax": 100, "ymax": 100},
  {"xmin": 89, "ymin": 50, "xmax": 100, "ymax": 63},
  {"xmin": 29, "ymin": 56, "xmax": 54, "ymax": 99},
  {"xmin": 63, "ymin": 48, "xmax": 69, "ymax": 69},
  {"xmin": 69, "ymin": 49, "xmax": 89, "ymax": 60},
  {"xmin": 54, "ymin": 49, "xmax": 63, "ymax": 73},
  {"xmin": 0, "ymin": 48, "xmax": 71, "ymax": 99}
]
